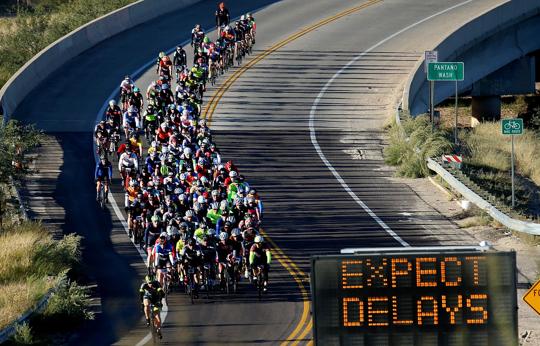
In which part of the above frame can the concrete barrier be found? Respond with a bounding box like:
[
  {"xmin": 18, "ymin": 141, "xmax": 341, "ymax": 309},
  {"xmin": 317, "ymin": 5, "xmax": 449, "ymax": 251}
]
[
  {"xmin": 403, "ymin": 0, "xmax": 540, "ymax": 115},
  {"xmin": 0, "ymin": 0, "xmax": 202, "ymax": 122}
]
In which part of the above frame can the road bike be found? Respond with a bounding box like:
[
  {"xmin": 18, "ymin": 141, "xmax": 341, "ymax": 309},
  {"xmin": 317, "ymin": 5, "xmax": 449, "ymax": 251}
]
[
  {"xmin": 96, "ymin": 180, "xmax": 107, "ymax": 209},
  {"xmin": 148, "ymin": 303, "xmax": 162, "ymax": 343},
  {"xmin": 253, "ymin": 264, "xmax": 265, "ymax": 300},
  {"xmin": 184, "ymin": 265, "xmax": 198, "ymax": 304}
]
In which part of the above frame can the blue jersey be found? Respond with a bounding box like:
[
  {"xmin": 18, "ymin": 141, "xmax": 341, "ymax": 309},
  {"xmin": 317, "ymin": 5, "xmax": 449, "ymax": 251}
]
[{"xmin": 95, "ymin": 162, "xmax": 112, "ymax": 180}]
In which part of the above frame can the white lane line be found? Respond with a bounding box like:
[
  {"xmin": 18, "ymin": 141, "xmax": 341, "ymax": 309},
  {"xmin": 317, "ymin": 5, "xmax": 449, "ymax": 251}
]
[{"xmin": 309, "ymin": 0, "xmax": 475, "ymax": 247}]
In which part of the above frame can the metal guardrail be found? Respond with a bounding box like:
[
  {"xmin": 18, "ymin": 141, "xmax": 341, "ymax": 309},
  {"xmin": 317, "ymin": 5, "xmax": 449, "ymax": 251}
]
[
  {"xmin": 394, "ymin": 102, "xmax": 540, "ymax": 236},
  {"xmin": 427, "ymin": 158, "xmax": 540, "ymax": 236},
  {"xmin": 0, "ymin": 282, "xmax": 60, "ymax": 344}
]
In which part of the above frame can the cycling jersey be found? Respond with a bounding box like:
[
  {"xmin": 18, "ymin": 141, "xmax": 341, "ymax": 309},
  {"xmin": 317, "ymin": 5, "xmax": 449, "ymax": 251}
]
[
  {"xmin": 216, "ymin": 240, "xmax": 233, "ymax": 262},
  {"xmin": 250, "ymin": 243, "xmax": 271, "ymax": 265},
  {"xmin": 153, "ymin": 242, "xmax": 175, "ymax": 268},
  {"xmin": 215, "ymin": 7, "xmax": 230, "ymax": 27},
  {"xmin": 139, "ymin": 282, "xmax": 164, "ymax": 306},
  {"xmin": 173, "ymin": 49, "xmax": 187, "ymax": 67},
  {"xmin": 145, "ymin": 224, "xmax": 163, "ymax": 248},
  {"xmin": 118, "ymin": 152, "xmax": 138, "ymax": 171},
  {"xmin": 95, "ymin": 162, "xmax": 112, "ymax": 181}
]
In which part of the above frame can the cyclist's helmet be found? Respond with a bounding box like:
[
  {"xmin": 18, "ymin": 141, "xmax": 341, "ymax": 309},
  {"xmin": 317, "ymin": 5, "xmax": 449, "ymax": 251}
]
[
  {"xmin": 219, "ymin": 232, "xmax": 228, "ymax": 241},
  {"xmin": 180, "ymin": 222, "xmax": 188, "ymax": 230},
  {"xmin": 124, "ymin": 75, "xmax": 130, "ymax": 80},
  {"xmin": 247, "ymin": 13, "xmax": 252, "ymax": 18},
  {"xmin": 185, "ymin": 210, "xmax": 194, "ymax": 217},
  {"xmin": 151, "ymin": 215, "xmax": 159, "ymax": 223},
  {"xmin": 240, "ymin": 15, "xmax": 245, "ymax": 20},
  {"xmin": 159, "ymin": 232, "xmax": 168, "ymax": 239},
  {"xmin": 159, "ymin": 51, "xmax": 165, "ymax": 58},
  {"xmin": 210, "ymin": 202, "xmax": 219, "ymax": 210},
  {"xmin": 183, "ymin": 147, "xmax": 192, "ymax": 156},
  {"xmin": 203, "ymin": 36, "xmax": 210, "ymax": 44},
  {"xmin": 187, "ymin": 238, "xmax": 196, "ymax": 246},
  {"xmin": 231, "ymin": 228, "xmax": 241, "ymax": 237},
  {"xmin": 226, "ymin": 215, "xmax": 236, "ymax": 224},
  {"xmin": 133, "ymin": 87, "xmax": 140, "ymax": 92},
  {"xmin": 255, "ymin": 235, "xmax": 264, "ymax": 243},
  {"xmin": 167, "ymin": 226, "xmax": 179, "ymax": 237},
  {"xmin": 109, "ymin": 100, "xmax": 116, "ymax": 106},
  {"xmin": 229, "ymin": 171, "xmax": 238, "ymax": 178},
  {"xmin": 129, "ymin": 180, "xmax": 138, "ymax": 187},
  {"xmin": 235, "ymin": 21, "xmax": 239, "ymax": 26}
]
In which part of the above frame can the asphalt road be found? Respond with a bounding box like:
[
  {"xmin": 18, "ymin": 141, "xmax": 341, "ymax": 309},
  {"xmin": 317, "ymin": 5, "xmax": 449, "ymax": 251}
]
[{"xmin": 13, "ymin": 0, "xmax": 506, "ymax": 344}]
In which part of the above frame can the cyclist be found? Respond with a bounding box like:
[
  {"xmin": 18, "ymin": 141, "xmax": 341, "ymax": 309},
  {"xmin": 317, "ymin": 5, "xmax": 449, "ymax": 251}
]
[
  {"xmin": 105, "ymin": 100, "xmax": 122, "ymax": 129},
  {"xmin": 215, "ymin": 2, "xmax": 230, "ymax": 38},
  {"xmin": 120, "ymin": 75, "xmax": 134, "ymax": 111},
  {"xmin": 95, "ymin": 156, "xmax": 112, "ymax": 202},
  {"xmin": 250, "ymin": 235, "xmax": 271, "ymax": 291},
  {"xmin": 246, "ymin": 13, "xmax": 256, "ymax": 43},
  {"xmin": 123, "ymin": 106, "xmax": 140, "ymax": 138},
  {"xmin": 180, "ymin": 237, "xmax": 202, "ymax": 297},
  {"xmin": 145, "ymin": 215, "xmax": 163, "ymax": 268},
  {"xmin": 173, "ymin": 46, "xmax": 187, "ymax": 81},
  {"xmin": 118, "ymin": 146, "xmax": 138, "ymax": 188},
  {"xmin": 191, "ymin": 24, "xmax": 205, "ymax": 51},
  {"xmin": 216, "ymin": 231, "xmax": 233, "ymax": 288},
  {"xmin": 139, "ymin": 278, "xmax": 164, "ymax": 338},
  {"xmin": 153, "ymin": 232, "xmax": 176, "ymax": 291}
]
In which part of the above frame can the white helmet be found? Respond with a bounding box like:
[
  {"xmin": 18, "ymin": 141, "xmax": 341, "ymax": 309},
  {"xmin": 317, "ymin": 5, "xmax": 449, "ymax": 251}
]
[
  {"xmin": 231, "ymin": 228, "xmax": 241, "ymax": 237},
  {"xmin": 219, "ymin": 232, "xmax": 228, "ymax": 241},
  {"xmin": 167, "ymin": 226, "xmax": 180, "ymax": 237},
  {"xmin": 197, "ymin": 195, "xmax": 206, "ymax": 204},
  {"xmin": 109, "ymin": 100, "xmax": 116, "ymax": 106},
  {"xmin": 183, "ymin": 147, "xmax": 192, "ymax": 156},
  {"xmin": 240, "ymin": 15, "xmax": 245, "ymax": 20},
  {"xmin": 229, "ymin": 171, "xmax": 238, "ymax": 178},
  {"xmin": 255, "ymin": 235, "xmax": 264, "ymax": 243}
]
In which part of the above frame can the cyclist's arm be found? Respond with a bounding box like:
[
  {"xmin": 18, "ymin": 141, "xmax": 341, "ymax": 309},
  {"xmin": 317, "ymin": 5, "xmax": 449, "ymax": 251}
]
[
  {"xmin": 265, "ymin": 249, "xmax": 271, "ymax": 264},
  {"xmin": 133, "ymin": 156, "xmax": 139, "ymax": 171},
  {"xmin": 249, "ymin": 250, "xmax": 255, "ymax": 265},
  {"xmin": 118, "ymin": 156, "xmax": 123, "ymax": 172}
]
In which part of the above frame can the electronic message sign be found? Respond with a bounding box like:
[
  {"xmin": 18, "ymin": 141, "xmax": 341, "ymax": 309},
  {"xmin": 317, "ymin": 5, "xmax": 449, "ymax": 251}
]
[{"xmin": 311, "ymin": 249, "xmax": 517, "ymax": 346}]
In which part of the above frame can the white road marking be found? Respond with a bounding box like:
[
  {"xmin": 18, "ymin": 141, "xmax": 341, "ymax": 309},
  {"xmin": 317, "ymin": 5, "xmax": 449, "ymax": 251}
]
[{"xmin": 309, "ymin": 0, "xmax": 475, "ymax": 248}]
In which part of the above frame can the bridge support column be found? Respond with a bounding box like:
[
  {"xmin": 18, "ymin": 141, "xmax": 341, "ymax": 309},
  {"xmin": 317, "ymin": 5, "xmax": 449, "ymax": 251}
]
[{"xmin": 471, "ymin": 96, "xmax": 501, "ymax": 124}]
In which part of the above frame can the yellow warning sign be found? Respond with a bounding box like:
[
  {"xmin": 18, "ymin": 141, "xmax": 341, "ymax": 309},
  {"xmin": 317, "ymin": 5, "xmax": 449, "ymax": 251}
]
[{"xmin": 523, "ymin": 279, "xmax": 540, "ymax": 316}]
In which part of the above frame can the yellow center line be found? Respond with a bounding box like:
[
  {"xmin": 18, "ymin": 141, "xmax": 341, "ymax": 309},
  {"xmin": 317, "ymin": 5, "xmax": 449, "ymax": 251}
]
[{"xmin": 202, "ymin": 1, "xmax": 383, "ymax": 344}]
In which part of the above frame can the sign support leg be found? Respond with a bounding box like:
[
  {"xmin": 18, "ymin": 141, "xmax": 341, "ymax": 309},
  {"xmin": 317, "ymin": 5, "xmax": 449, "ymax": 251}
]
[
  {"xmin": 454, "ymin": 80, "xmax": 458, "ymax": 146},
  {"xmin": 430, "ymin": 81, "xmax": 435, "ymax": 131},
  {"xmin": 511, "ymin": 134, "xmax": 515, "ymax": 208}
]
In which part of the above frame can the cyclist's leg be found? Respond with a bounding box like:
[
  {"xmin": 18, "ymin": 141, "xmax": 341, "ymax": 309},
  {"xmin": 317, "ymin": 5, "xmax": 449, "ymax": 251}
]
[{"xmin": 143, "ymin": 298, "xmax": 151, "ymax": 323}]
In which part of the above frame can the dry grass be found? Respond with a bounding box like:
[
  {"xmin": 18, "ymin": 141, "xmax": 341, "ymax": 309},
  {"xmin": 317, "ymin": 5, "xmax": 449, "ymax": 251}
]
[
  {"xmin": 462, "ymin": 121, "xmax": 540, "ymax": 185},
  {"xmin": 0, "ymin": 222, "xmax": 81, "ymax": 330},
  {"xmin": 0, "ymin": 279, "xmax": 54, "ymax": 330}
]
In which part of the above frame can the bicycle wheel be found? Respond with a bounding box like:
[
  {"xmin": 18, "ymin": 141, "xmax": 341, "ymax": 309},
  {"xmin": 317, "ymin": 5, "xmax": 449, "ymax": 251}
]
[
  {"xmin": 151, "ymin": 310, "xmax": 159, "ymax": 344},
  {"xmin": 99, "ymin": 186, "xmax": 105, "ymax": 209},
  {"xmin": 224, "ymin": 268, "xmax": 230, "ymax": 295}
]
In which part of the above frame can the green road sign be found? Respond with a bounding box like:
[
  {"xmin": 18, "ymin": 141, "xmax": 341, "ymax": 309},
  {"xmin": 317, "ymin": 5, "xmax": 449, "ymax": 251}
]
[
  {"xmin": 427, "ymin": 62, "xmax": 464, "ymax": 81},
  {"xmin": 502, "ymin": 119, "xmax": 523, "ymax": 135}
]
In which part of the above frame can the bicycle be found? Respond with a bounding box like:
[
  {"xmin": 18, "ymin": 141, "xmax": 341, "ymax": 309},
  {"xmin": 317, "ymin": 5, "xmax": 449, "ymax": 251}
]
[
  {"xmin": 96, "ymin": 180, "xmax": 106, "ymax": 209},
  {"xmin": 132, "ymin": 215, "xmax": 144, "ymax": 248},
  {"xmin": 253, "ymin": 264, "xmax": 265, "ymax": 300},
  {"xmin": 148, "ymin": 303, "xmax": 162, "ymax": 342},
  {"xmin": 184, "ymin": 265, "xmax": 198, "ymax": 304}
]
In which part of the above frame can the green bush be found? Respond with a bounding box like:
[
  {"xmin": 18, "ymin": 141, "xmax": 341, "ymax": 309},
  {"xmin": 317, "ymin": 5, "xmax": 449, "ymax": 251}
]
[
  {"xmin": 384, "ymin": 115, "xmax": 453, "ymax": 178},
  {"xmin": 13, "ymin": 322, "xmax": 34, "ymax": 345},
  {"xmin": 43, "ymin": 276, "xmax": 94, "ymax": 322}
]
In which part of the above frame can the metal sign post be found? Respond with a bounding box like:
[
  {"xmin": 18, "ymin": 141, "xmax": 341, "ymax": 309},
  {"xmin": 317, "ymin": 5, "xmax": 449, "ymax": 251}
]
[
  {"xmin": 454, "ymin": 80, "xmax": 458, "ymax": 145},
  {"xmin": 502, "ymin": 118, "xmax": 524, "ymax": 208},
  {"xmin": 424, "ymin": 51, "xmax": 437, "ymax": 130},
  {"xmin": 427, "ymin": 62, "xmax": 464, "ymax": 136}
]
